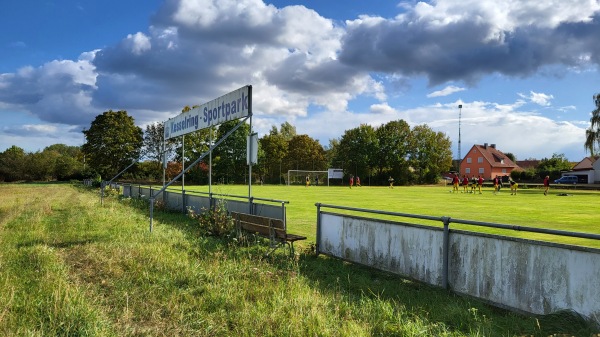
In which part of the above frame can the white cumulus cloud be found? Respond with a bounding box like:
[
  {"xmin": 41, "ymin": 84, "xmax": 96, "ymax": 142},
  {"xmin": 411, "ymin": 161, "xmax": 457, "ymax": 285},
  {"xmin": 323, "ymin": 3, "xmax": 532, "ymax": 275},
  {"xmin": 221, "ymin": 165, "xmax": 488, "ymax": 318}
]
[{"xmin": 427, "ymin": 85, "xmax": 466, "ymax": 98}]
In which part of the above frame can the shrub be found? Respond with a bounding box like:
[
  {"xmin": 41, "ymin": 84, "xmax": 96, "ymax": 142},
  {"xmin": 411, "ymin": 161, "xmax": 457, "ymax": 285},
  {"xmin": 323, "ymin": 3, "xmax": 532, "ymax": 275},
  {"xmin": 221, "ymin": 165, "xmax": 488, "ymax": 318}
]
[{"xmin": 187, "ymin": 201, "xmax": 234, "ymax": 238}]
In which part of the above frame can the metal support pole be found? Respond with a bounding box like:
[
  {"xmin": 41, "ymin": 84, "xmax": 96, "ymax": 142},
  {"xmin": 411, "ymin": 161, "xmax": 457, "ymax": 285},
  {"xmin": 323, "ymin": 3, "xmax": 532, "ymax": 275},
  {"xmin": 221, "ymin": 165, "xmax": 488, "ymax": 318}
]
[
  {"xmin": 149, "ymin": 187, "xmax": 155, "ymax": 232},
  {"xmin": 282, "ymin": 202, "xmax": 286, "ymax": 230},
  {"xmin": 182, "ymin": 135, "xmax": 185, "ymax": 193},
  {"xmin": 458, "ymin": 104, "xmax": 462, "ymax": 175},
  {"xmin": 442, "ymin": 216, "xmax": 451, "ymax": 290},
  {"xmin": 100, "ymin": 181, "xmax": 105, "ymax": 206},
  {"xmin": 315, "ymin": 203, "xmax": 322, "ymax": 256},
  {"xmin": 209, "ymin": 127, "xmax": 213, "ymax": 195},
  {"xmin": 149, "ymin": 197, "xmax": 154, "ymax": 232},
  {"xmin": 248, "ymin": 116, "xmax": 253, "ymax": 202},
  {"xmin": 182, "ymin": 189, "xmax": 186, "ymax": 214},
  {"xmin": 162, "ymin": 130, "xmax": 166, "ymax": 187}
]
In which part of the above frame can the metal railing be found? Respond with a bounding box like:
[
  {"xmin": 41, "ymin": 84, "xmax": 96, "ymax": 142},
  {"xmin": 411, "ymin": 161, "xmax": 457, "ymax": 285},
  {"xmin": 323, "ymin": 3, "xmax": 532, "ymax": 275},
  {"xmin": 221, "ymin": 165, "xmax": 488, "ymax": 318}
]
[{"xmin": 315, "ymin": 202, "xmax": 600, "ymax": 289}]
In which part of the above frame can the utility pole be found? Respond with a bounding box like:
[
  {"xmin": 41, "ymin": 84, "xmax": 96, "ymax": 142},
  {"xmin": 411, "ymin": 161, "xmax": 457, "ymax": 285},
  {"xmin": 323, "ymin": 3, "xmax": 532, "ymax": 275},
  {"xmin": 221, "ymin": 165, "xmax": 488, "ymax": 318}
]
[{"xmin": 458, "ymin": 104, "xmax": 462, "ymax": 175}]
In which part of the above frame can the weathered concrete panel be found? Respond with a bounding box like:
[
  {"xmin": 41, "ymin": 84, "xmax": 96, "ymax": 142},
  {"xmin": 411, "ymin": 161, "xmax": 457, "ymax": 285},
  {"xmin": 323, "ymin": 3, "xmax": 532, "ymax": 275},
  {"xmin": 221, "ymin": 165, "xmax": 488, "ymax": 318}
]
[
  {"xmin": 449, "ymin": 232, "xmax": 600, "ymax": 323},
  {"xmin": 318, "ymin": 213, "xmax": 444, "ymax": 285},
  {"xmin": 186, "ymin": 195, "xmax": 210, "ymax": 214},
  {"xmin": 165, "ymin": 191, "xmax": 183, "ymax": 211},
  {"xmin": 253, "ymin": 203, "xmax": 284, "ymax": 221},
  {"xmin": 317, "ymin": 211, "xmax": 600, "ymax": 325}
]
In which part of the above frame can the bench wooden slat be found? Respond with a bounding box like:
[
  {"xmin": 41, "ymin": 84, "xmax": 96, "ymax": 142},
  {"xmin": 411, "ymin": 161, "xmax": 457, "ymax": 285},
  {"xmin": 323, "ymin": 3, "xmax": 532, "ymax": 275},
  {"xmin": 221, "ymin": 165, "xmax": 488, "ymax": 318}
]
[
  {"xmin": 231, "ymin": 211, "xmax": 306, "ymax": 255},
  {"xmin": 235, "ymin": 213, "xmax": 284, "ymax": 229},
  {"xmin": 239, "ymin": 222, "xmax": 270, "ymax": 235}
]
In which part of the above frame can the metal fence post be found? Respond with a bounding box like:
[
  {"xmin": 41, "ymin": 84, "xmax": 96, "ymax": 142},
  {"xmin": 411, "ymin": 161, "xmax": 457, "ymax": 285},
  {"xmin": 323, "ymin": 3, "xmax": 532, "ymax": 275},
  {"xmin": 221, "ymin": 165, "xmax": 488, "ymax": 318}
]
[
  {"xmin": 182, "ymin": 189, "xmax": 187, "ymax": 214},
  {"xmin": 149, "ymin": 197, "xmax": 154, "ymax": 232},
  {"xmin": 149, "ymin": 187, "xmax": 155, "ymax": 232},
  {"xmin": 315, "ymin": 203, "xmax": 321, "ymax": 256},
  {"xmin": 441, "ymin": 216, "xmax": 451, "ymax": 290},
  {"xmin": 282, "ymin": 202, "xmax": 287, "ymax": 230},
  {"xmin": 100, "ymin": 181, "xmax": 105, "ymax": 205}
]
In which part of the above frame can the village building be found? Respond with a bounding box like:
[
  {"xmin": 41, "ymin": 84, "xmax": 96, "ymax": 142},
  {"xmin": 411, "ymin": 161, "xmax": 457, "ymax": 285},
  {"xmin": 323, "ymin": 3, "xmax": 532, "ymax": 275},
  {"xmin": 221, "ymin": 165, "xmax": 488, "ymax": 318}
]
[
  {"xmin": 460, "ymin": 143, "xmax": 520, "ymax": 180},
  {"xmin": 563, "ymin": 156, "xmax": 600, "ymax": 184}
]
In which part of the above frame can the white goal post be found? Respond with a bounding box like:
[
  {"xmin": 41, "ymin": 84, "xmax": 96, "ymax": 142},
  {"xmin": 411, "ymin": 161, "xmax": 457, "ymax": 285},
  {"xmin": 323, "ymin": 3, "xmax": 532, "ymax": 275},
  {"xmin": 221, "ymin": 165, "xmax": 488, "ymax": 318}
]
[
  {"xmin": 287, "ymin": 170, "xmax": 329, "ymax": 186},
  {"xmin": 287, "ymin": 169, "xmax": 344, "ymax": 186}
]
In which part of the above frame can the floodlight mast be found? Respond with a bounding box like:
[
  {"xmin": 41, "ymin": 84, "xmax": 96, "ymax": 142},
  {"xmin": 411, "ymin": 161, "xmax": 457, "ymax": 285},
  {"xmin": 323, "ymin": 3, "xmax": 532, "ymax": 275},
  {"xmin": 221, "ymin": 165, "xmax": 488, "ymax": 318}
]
[{"xmin": 458, "ymin": 104, "xmax": 462, "ymax": 175}]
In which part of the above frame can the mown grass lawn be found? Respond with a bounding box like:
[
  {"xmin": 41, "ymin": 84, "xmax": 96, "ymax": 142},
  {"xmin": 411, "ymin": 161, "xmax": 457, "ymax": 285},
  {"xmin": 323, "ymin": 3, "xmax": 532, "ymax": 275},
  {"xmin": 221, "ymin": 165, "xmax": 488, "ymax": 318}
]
[
  {"xmin": 167, "ymin": 183, "xmax": 600, "ymax": 248},
  {"xmin": 1, "ymin": 183, "xmax": 598, "ymax": 336}
]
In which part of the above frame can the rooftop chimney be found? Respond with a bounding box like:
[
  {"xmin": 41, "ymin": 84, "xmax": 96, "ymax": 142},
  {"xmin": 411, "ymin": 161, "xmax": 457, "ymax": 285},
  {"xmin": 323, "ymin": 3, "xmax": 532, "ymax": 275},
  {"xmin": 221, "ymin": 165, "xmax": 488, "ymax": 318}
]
[
  {"xmin": 483, "ymin": 143, "xmax": 488, "ymax": 149},
  {"xmin": 490, "ymin": 144, "xmax": 496, "ymax": 149}
]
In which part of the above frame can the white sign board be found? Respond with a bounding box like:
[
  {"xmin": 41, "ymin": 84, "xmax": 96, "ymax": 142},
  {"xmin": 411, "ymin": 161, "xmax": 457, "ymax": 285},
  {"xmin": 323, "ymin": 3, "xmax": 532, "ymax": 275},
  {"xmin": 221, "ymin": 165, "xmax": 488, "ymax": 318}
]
[
  {"xmin": 247, "ymin": 133, "xmax": 258, "ymax": 165},
  {"xmin": 328, "ymin": 168, "xmax": 344, "ymax": 179},
  {"xmin": 164, "ymin": 85, "xmax": 251, "ymax": 140}
]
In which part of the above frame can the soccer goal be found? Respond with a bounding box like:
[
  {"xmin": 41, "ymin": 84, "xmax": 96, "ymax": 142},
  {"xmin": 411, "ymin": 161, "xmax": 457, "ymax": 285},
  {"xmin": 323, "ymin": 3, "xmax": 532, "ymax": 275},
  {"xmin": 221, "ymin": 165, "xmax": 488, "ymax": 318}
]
[{"xmin": 287, "ymin": 170, "xmax": 329, "ymax": 186}]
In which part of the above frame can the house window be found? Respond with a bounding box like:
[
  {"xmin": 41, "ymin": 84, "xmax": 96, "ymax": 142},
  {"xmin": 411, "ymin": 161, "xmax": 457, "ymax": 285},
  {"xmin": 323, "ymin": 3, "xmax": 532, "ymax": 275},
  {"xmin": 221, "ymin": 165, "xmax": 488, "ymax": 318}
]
[
  {"xmin": 479, "ymin": 168, "xmax": 484, "ymax": 174},
  {"xmin": 501, "ymin": 159, "xmax": 504, "ymax": 164},
  {"xmin": 466, "ymin": 168, "xmax": 471, "ymax": 174},
  {"xmin": 466, "ymin": 158, "xmax": 472, "ymax": 163},
  {"xmin": 477, "ymin": 157, "xmax": 483, "ymax": 163},
  {"xmin": 502, "ymin": 169, "xmax": 507, "ymax": 173}
]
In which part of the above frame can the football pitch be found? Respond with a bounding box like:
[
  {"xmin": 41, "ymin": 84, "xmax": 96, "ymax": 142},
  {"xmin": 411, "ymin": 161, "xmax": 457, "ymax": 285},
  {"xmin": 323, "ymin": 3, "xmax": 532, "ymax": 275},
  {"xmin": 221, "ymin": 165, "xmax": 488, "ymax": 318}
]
[{"xmin": 166, "ymin": 183, "xmax": 600, "ymax": 249}]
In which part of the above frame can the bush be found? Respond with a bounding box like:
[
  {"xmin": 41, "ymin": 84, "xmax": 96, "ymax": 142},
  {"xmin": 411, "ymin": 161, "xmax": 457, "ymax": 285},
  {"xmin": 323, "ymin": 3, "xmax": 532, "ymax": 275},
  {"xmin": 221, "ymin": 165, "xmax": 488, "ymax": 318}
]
[
  {"xmin": 187, "ymin": 201, "xmax": 234, "ymax": 238},
  {"xmin": 102, "ymin": 186, "xmax": 121, "ymax": 198}
]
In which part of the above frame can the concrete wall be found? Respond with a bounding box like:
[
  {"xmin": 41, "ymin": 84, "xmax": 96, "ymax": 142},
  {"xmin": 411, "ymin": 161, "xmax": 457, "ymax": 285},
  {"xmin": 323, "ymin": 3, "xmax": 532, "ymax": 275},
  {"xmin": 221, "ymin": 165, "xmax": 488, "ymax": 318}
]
[
  {"xmin": 450, "ymin": 232, "xmax": 600, "ymax": 323},
  {"xmin": 317, "ymin": 211, "xmax": 600, "ymax": 325},
  {"xmin": 114, "ymin": 183, "xmax": 286, "ymax": 222},
  {"xmin": 318, "ymin": 213, "xmax": 444, "ymax": 286}
]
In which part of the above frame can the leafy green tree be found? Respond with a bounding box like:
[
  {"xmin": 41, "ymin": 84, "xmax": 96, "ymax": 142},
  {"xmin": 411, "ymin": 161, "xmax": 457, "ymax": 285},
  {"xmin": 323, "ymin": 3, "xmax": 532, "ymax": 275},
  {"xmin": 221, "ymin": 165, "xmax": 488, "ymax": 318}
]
[
  {"xmin": 325, "ymin": 138, "xmax": 339, "ymax": 166},
  {"xmin": 584, "ymin": 93, "xmax": 600, "ymax": 155},
  {"xmin": 213, "ymin": 120, "xmax": 250, "ymax": 184},
  {"xmin": 334, "ymin": 124, "xmax": 378, "ymax": 180},
  {"xmin": 375, "ymin": 120, "xmax": 412, "ymax": 184},
  {"xmin": 409, "ymin": 125, "xmax": 453, "ymax": 184},
  {"xmin": 142, "ymin": 122, "xmax": 179, "ymax": 172},
  {"xmin": 285, "ymin": 134, "xmax": 327, "ymax": 172},
  {"xmin": 43, "ymin": 144, "xmax": 84, "ymax": 180},
  {"xmin": 82, "ymin": 110, "xmax": 143, "ymax": 178},
  {"xmin": 0, "ymin": 145, "xmax": 26, "ymax": 182},
  {"xmin": 26, "ymin": 150, "xmax": 60, "ymax": 181},
  {"xmin": 257, "ymin": 122, "xmax": 299, "ymax": 184},
  {"xmin": 504, "ymin": 152, "xmax": 516, "ymax": 163},
  {"xmin": 536, "ymin": 153, "xmax": 573, "ymax": 180},
  {"xmin": 279, "ymin": 121, "xmax": 297, "ymax": 141}
]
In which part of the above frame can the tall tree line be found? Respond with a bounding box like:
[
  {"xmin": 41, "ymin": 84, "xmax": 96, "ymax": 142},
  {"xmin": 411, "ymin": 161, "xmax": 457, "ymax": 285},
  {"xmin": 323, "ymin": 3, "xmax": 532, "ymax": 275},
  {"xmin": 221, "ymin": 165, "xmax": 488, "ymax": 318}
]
[
  {"xmin": 0, "ymin": 144, "xmax": 87, "ymax": 182},
  {"xmin": 0, "ymin": 111, "xmax": 455, "ymax": 185},
  {"xmin": 330, "ymin": 121, "xmax": 453, "ymax": 185}
]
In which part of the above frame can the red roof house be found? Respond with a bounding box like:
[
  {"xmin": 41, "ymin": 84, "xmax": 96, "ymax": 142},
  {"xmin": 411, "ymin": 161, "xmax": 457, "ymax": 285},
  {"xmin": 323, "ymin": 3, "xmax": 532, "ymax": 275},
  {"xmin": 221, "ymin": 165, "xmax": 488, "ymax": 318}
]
[{"xmin": 460, "ymin": 143, "xmax": 520, "ymax": 179}]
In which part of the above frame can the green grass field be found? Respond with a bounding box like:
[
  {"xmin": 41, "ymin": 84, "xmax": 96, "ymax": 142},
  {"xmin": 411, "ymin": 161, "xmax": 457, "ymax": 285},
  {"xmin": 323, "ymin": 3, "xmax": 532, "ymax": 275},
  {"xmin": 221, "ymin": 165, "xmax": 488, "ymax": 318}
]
[
  {"xmin": 1, "ymin": 183, "xmax": 598, "ymax": 336},
  {"xmin": 165, "ymin": 183, "xmax": 600, "ymax": 248}
]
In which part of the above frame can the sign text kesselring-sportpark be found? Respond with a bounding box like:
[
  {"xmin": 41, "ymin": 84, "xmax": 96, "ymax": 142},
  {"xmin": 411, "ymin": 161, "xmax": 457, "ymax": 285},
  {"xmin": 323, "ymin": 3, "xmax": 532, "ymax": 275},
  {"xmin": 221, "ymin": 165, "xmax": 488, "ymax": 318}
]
[{"xmin": 164, "ymin": 85, "xmax": 252, "ymax": 140}]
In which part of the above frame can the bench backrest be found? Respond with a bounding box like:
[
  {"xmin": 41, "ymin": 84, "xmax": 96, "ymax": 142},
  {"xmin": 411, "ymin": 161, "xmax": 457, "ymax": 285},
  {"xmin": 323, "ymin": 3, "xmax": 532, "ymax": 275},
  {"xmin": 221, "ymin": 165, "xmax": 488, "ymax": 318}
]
[{"xmin": 231, "ymin": 212, "xmax": 287, "ymax": 239}]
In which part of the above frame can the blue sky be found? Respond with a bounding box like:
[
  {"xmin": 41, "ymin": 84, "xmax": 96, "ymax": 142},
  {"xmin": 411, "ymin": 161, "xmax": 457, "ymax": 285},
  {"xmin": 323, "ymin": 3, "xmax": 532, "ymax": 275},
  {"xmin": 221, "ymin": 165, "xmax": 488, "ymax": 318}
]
[{"xmin": 1, "ymin": 0, "xmax": 599, "ymax": 161}]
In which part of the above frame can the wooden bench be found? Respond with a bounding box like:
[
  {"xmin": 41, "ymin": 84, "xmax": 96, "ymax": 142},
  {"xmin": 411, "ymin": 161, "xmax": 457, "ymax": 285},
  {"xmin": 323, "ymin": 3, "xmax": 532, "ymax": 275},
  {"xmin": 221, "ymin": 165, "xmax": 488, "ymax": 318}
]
[{"xmin": 230, "ymin": 212, "xmax": 306, "ymax": 256}]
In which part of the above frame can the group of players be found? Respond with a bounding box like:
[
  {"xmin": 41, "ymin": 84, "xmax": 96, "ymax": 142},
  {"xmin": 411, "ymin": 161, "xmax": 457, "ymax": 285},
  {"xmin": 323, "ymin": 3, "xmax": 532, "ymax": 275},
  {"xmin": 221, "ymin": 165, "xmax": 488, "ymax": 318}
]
[
  {"xmin": 306, "ymin": 173, "xmax": 552, "ymax": 195},
  {"xmin": 451, "ymin": 174, "xmax": 520, "ymax": 195},
  {"xmin": 451, "ymin": 174, "xmax": 551, "ymax": 195}
]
